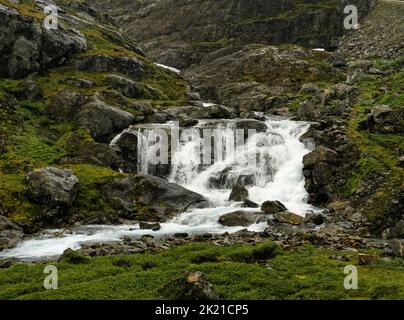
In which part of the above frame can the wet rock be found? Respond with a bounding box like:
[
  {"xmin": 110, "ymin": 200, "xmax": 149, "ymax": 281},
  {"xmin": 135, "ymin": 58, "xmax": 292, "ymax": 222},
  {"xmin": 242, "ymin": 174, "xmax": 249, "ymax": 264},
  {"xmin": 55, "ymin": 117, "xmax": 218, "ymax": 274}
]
[
  {"xmin": 102, "ymin": 175, "xmax": 210, "ymax": 222},
  {"xmin": 261, "ymin": 200, "xmax": 287, "ymax": 215},
  {"xmin": 78, "ymin": 97, "xmax": 135, "ymax": 142},
  {"xmin": 159, "ymin": 271, "xmax": 219, "ymax": 300},
  {"xmin": 75, "ymin": 55, "xmax": 145, "ymax": 80},
  {"xmin": 218, "ymin": 211, "xmax": 262, "ymax": 227},
  {"xmin": 0, "ymin": 215, "xmax": 24, "ymax": 250},
  {"xmin": 229, "ymin": 184, "xmax": 249, "ymax": 202},
  {"xmin": 26, "ymin": 167, "xmax": 80, "ymax": 207},
  {"xmin": 139, "ymin": 222, "xmax": 161, "ymax": 231},
  {"xmin": 241, "ymin": 199, "xmax": 259, "ymax": 209},
  {"xmin": 234, "ymin": 119, "xmax": 268, "ymax": 133},
  {"xmin": 303, "ymin": 146, "xmax": 339, "ymax": 168},
  {"xmin": 273, "ymin": 211, "xmax": 304, "ymax": 225}
]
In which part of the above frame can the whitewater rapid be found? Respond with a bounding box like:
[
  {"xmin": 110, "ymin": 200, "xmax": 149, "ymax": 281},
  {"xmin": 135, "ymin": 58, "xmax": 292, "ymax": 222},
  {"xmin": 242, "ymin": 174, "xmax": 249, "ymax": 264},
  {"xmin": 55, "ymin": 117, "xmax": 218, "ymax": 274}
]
[{"xmin": 0, "ymin": 118, "xmax": 315, "ymax": 261}]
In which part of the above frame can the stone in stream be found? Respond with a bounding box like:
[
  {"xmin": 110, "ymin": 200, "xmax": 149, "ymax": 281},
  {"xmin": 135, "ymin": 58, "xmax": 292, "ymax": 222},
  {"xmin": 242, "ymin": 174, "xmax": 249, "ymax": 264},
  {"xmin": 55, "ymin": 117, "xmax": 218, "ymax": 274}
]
[
  {"xmin": 139, "ymin": 222, "xmax": 161, "ymax": 231},
  {"xmin": 218, "ymin": 211, "xmax": 262, "ymax": 227},
  {"xmin": 229, "ymin": 184, "xmax": 249, "ymax": 202},
  {"xmin": 101, "ymin": 175, "xmax": 211, "ymax": 222},
  {"xmin": 241, "ymin": 199, "xmax": 260, "ymax": 208},
  {"xmin": 261, "ymin": 200, "xmax": 288, "ymax": 215}
]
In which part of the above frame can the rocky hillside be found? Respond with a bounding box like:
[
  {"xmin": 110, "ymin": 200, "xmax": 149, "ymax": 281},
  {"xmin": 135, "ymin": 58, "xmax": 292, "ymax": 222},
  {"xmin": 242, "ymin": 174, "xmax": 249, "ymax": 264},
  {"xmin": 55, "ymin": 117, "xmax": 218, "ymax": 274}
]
[
  {"xmin": 338, "ymin": 0, "xmax": 404, "ymax": 59},
  {"xmin": 89, "ymin": 0, "xmax": 376, "ymax": 69},
  {"xmin": 0, "ymin": 0, "xmax": 192, "ymax": 237}
]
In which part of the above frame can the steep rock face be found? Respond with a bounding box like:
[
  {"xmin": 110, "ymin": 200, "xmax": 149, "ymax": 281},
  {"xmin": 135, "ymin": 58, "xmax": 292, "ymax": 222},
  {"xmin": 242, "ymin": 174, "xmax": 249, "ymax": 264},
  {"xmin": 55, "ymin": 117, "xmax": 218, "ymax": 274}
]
[
  {"xmin": 0, "ymin": 4, "xmax": 87, "ymax": 79},
  {"xmin": 89, "ymin": 0, "xmax": 375, "ymax": 69}
]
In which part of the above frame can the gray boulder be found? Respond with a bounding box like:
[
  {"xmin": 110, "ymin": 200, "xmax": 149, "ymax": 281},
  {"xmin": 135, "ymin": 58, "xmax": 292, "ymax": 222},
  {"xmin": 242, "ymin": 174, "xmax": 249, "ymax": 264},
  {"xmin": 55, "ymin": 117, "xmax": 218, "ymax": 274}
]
[
  {"xmin": 105, "ymin": 74, "xmax": 143, "ymax": 98},
  {"xmin": 218, "ymin": 210, "xmax": 262, "ymax": 227},
  {"xmin": 78, "ymin": 97, "xmax": 135, "ymax": 142},
  {"xmin": 0, "ymin": 5, "xmax": 87, "ymax": 79},
  {"xmin": 26, "ymin": 167, "xmax": 80, "ymax": 207},
  {"xmin": 261, "ymin": 200, "xmax": 288, "ymax": 215}
]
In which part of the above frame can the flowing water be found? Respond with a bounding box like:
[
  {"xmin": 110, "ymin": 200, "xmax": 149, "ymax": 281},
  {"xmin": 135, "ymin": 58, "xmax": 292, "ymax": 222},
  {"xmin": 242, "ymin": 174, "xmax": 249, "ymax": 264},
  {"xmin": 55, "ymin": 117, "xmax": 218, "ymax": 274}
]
[{"xmin": 0, "ymin": 117, "xmax": 315, "ymax": 260}]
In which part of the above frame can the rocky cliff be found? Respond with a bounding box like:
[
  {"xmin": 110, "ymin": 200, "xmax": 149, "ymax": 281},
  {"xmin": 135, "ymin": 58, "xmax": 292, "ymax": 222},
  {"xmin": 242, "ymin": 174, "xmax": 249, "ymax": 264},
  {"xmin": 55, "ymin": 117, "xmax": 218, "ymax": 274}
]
[{"xmin": 89, "ymin": 0, "xmax": 376, "ymax": 69}]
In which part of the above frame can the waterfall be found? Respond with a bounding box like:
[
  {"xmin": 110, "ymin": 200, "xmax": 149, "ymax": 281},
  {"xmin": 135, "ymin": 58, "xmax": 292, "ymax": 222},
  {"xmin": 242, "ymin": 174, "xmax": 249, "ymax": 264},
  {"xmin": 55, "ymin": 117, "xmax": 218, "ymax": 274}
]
[{"xmin": 0, "ymin": 118, "xmax": 315, "ymax": 260}]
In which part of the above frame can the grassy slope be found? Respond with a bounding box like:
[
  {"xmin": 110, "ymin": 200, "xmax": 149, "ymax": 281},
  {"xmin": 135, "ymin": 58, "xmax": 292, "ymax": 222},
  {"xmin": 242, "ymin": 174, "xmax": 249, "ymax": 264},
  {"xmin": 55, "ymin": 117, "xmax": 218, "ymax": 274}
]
[
  {"xmin": 345, "ymin": 59, "xmax": 404, "ymax": 224},
  {"xmin": 0, "ymin": 242, "xmax": 403, "ymax": 300}
]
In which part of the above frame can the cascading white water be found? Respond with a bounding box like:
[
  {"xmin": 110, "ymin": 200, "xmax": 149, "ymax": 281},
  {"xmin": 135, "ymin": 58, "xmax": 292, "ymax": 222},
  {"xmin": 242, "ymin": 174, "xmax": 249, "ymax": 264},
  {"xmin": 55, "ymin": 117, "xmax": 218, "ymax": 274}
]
[{"xmin": 0, "ymin": 118, "xmax": 315, "ymax": 260}]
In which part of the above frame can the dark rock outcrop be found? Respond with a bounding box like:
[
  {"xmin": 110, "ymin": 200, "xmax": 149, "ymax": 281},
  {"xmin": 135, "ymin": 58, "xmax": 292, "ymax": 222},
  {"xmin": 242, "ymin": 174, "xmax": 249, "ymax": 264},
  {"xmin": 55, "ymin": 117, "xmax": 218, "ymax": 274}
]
[
  {"xmin": 0, "ymin": 4, "xmax": 87, "ymax": 79},
  {"xmin": 102, "ymin": 175, "xmax": 211, "ymax": 222},
  {"xmin": 261, "ymin": 201, "xmax": 288, "ymax": 215},
  {"xmin": 78, "ymin": 97, "xmax": 135, "ymax": 142},
  {"xmin": 358, "ymin": 105, "xmax": 404, "ymax": 134},
  {"xmin": 229, "ymin": 185, "xmax": 249, "ymax": 202},
  {"xmin": 0, "ymin": 215, "xmax": 24, "ymax": 250}
]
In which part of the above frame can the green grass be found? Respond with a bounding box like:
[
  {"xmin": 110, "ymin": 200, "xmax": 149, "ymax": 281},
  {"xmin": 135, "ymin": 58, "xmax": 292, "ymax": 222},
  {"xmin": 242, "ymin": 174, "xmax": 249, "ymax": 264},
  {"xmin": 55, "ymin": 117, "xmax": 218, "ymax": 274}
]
[{"xmin": 0, "ymin": 242, "xmax": 403, "ymax": 300}]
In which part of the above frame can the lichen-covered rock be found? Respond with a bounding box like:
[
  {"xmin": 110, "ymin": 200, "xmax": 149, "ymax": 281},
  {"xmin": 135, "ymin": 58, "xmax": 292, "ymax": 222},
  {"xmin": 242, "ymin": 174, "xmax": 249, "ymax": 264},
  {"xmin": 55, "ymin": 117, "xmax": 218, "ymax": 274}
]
[
  {"xmin": 0, "ymin": 5, "xmax": 87, "ymax": 79},
  {"xmin": 26, "ymin": 167, "xmax": 80, "ymax": 207}
]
